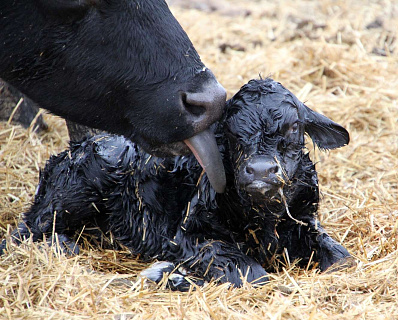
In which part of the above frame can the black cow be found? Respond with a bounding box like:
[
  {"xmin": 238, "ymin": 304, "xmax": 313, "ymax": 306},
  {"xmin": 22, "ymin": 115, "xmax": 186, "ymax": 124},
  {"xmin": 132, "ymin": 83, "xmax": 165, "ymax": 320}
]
[
  {"xmin": 0, "ymin": 78, "xmax": 352, "ymax": 290},
  {"xmin": 0, "ymin": 80, "xmax": 48, "ymax": 132},
  {"xmin": 0, "ymin": 0, "xmax": 227, "ymax": 190}
]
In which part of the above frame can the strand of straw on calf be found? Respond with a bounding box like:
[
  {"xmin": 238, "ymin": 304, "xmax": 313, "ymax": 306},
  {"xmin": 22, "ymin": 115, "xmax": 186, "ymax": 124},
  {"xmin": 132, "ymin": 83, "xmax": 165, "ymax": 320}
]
[{"xmin": 1, "ymin": 0, "xmax": 397, "ymax": 318}]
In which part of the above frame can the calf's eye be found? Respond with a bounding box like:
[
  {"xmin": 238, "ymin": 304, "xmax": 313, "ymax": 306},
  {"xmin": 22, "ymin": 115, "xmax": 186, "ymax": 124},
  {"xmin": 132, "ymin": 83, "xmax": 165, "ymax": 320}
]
[{"xmin": 289, "ymin": 123, "xmax": 299, "ymax": 134}]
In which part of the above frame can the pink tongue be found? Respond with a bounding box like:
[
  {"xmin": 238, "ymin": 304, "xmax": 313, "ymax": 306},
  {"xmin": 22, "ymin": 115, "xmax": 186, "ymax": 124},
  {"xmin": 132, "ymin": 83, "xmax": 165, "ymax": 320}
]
[{"xmin": 184, "ymin": 130, "xmax": 226, "ymax": 193}]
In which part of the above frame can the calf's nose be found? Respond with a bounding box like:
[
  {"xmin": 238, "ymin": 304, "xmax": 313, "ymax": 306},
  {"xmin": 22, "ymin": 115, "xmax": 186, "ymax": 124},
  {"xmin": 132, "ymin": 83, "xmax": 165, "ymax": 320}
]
[
  {"xmin": 244, "ymin": 158, "xmax": 280, "ymax": 182},
  {"xmin": 240, "ymin": 157, "xmax": 283, "ymax": 199}
]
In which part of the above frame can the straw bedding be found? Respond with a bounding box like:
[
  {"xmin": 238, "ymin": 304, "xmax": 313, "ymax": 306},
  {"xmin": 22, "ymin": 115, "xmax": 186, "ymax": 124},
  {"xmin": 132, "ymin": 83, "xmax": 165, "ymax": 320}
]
[{"xmin": 0, "ymin": 0, "xmax": 397, "ymax": 319}]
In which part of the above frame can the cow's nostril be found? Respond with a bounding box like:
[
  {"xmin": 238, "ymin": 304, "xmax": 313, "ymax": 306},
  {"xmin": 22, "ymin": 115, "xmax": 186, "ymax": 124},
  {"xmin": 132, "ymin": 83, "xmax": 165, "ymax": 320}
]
[
  {"xmin": 181, "ymin": 93, "xmax": 206, "ymax": 117},
  {"xmin": 182, "ymin": 80, "xmax": 226, "ymax": 126}
]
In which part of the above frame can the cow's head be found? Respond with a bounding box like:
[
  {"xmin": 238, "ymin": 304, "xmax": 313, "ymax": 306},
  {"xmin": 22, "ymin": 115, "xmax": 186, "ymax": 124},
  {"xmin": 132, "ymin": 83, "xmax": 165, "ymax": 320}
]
[
  {"xmin": 0, "ymin": 0, "xmax": 226, "ymax": 191},
  {"xmin": 223, "ymin": 79, "xmax": 349, "ymax": 204}
]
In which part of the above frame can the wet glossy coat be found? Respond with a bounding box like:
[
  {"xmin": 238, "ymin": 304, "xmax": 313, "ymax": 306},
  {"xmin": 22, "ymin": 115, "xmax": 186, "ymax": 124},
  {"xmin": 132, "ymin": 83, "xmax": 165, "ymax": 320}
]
[{"xmin": 1, "ymin": 79, "xmax": 351, "ymax": 289}]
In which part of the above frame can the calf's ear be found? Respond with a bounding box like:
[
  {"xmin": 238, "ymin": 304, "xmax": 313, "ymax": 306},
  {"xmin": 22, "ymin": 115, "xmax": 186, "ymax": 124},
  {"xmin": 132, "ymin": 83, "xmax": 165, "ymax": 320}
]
[{"xmin": 301, "ymin": 103, "xmax": 349, "ymax": 150}]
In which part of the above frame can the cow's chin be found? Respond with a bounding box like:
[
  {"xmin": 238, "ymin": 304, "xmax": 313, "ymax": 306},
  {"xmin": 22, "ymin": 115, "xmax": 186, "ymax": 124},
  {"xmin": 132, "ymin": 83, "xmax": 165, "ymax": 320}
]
[
  {"xmin": 138, "ymin": 129, "xmax": 226, "ymax": 194},
  {"xmin": 147, "ymin": 141, "xmax": 191, "ymax": 158}
]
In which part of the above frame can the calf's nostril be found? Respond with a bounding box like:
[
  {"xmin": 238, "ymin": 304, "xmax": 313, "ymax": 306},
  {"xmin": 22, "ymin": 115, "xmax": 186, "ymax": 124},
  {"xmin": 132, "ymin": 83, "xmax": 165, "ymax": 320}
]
[
  {"xmin": 245, "ymin": 166, "xmax": 254, "ymax": 175},
  {"xmin": 269, "ymin": 165, "xmax": 279, "ymax": 174}
]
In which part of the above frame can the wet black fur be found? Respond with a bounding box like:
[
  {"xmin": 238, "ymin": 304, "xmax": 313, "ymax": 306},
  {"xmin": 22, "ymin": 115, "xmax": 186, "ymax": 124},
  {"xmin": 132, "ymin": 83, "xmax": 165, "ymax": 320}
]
[{"xmin": 1, "ymin": 79, "xmax": 351, "ymax": 289}]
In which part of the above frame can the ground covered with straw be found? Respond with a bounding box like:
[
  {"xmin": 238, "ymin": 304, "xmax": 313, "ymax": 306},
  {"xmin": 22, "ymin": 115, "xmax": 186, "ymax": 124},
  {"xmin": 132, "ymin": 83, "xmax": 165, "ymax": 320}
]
[{"xmin": 1, "ymin": 0, "xmax": 397, "ymax": 319}]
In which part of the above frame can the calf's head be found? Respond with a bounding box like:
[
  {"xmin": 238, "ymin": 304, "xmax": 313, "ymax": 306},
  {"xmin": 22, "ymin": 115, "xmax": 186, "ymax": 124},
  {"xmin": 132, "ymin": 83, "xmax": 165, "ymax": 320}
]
[
  {"xmin": 223, "ymin": 79, "xmax": 349, "ymax": 203},
  {"xmin": 0, "ymin": 0, "xmax": 226, "ymax": 169}
]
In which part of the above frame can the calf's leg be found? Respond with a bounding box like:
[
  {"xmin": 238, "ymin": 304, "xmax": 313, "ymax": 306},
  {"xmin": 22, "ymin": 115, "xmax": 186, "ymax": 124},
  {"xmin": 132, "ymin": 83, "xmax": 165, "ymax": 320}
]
[
  {"xmin": 0, "ymin": 221, "xmax": 79, "ymax": 256},
  {"xmin": 277, "ymin": 218, "xmax": 352, "ymax": 271},
  {"xmin": 145, "ymin": 233, "xmax": 269, "ymax": 290},
  {"xmin": 0, "ymin": 222, "xmax": 32, "ymax": 255}
]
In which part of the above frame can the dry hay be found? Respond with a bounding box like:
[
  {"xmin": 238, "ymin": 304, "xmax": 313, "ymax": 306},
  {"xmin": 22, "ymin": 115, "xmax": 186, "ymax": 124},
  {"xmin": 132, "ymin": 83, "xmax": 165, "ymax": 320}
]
[{"xmin": 1, "ymin": 0, "xmax": 397, "ymax": 319}]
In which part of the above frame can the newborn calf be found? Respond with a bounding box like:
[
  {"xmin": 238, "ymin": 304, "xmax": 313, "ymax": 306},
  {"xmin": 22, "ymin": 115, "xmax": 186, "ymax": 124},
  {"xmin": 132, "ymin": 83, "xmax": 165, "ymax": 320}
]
[{"xmin": 1, "ymin": 79, "xmax": 351, "ymax": 290}]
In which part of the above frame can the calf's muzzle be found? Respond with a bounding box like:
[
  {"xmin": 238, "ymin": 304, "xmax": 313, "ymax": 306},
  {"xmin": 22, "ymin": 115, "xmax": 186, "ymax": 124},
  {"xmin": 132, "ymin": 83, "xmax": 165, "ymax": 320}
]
[{"xmin": 239, "ymin": 156, "xmax": 283, "ymax": 199}]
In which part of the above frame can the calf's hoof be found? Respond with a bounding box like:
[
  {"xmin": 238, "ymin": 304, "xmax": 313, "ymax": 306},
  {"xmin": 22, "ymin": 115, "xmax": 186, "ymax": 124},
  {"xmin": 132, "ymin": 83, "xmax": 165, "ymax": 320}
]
[
  {"xmin": 139, "ymin": 261, "xmax": 204, "ymax": 291},
  {"xmin": 0, "ymin": 239, "xmax": 8, "ymax": 255},
  {"xmin": 215, "ymin": 261, "xmax": 269, "ymax": 288},
  {"xmin": 324, "ymin": 256, "xmax": 357, "ymax": 273},
  {"xmin": 46, "ymin": 234, "xmax": 80, "ymax": 256}
]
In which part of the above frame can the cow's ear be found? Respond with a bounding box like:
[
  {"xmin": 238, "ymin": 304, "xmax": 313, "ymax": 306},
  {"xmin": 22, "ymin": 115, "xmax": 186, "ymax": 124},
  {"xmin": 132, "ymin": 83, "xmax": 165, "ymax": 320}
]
[
  {"xmin": 301, "ymin": 103, "xmax": 349, "ymax": 150},
  {"xmin": 36, "ymin": 0, "xmax": 98, "ymax": 15}
]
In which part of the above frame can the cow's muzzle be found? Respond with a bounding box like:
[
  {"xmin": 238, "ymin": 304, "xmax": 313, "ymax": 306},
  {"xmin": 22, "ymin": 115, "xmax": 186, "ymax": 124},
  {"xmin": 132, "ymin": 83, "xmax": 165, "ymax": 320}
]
[{"xmin": 182, "ymin": 69, "xmax": 226, "ymax": 134}]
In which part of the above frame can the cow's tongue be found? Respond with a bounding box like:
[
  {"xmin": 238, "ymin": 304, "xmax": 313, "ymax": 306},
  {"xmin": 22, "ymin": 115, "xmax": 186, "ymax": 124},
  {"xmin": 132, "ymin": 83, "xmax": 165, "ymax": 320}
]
[{"xmin": 184, "ymin": 130, "xmax": 226, "ymax": 193}]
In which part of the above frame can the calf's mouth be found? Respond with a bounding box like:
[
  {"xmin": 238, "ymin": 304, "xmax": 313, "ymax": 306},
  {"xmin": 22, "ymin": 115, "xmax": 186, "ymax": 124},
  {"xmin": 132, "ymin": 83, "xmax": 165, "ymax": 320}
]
[{"xmin": 245, "ymin": 180, "xmax": 283, "ymax": 203}]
